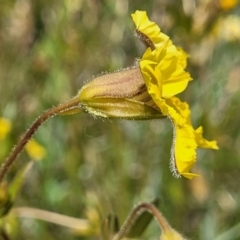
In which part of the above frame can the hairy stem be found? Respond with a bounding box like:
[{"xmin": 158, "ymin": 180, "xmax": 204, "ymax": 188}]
[
  {"xmin": 0, "ymin": 97, "xmax": 81, "ymax": 183},
  {"xmin": 113, "ymin": 202, "xmax": 171, "ymax": 240},
  {"xmin": 136, "ymin": 29, "xmax": 155, "ymax": 50}
]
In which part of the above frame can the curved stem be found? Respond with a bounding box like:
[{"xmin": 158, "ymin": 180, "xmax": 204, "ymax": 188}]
[
  {"xmin": 113, "ymin": 202, "xmax": 171, "ymax": 240},
  {"xmin": 0, "ymin": 97, "xmax": 81, "ymax": 183}
]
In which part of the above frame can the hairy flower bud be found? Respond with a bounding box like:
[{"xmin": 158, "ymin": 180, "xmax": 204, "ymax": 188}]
[{"xmin": 78, "ymin": 66, "xmax": 163, "ymax": 119}]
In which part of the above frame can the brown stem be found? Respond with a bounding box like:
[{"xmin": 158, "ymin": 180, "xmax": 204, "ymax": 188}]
[
  {"xmin": 136, "ymin": 29, "xmax": 155, "ymax": 50},
  {"xmin": 0, "ymin": 97, "xmax": 81, "ymax": 183},
  {"xmin": 113, "ymin": 202, "xmax": 171, "ymax": 240}
]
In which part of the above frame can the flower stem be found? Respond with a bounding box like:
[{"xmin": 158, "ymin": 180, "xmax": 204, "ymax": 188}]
[
  {"xmin": 0, "ymin": 97, "xmax": 81, "ymax": 183},
  {"xmin": 113, "ymin": 202, "xmax": 171, "ymax": 240}
]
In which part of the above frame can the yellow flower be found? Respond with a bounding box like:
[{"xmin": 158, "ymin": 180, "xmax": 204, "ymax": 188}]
[
  {"xmin": 0, "ymin": 118, "xmax": 12, "ymax": 141},
  {"xmin": 219, "ymin": 0, "xmax": 238, "ymax": 10},
  {"xmin": 25, "ymin": 139, "xmax": 46, "ymax": 161},
  {"xmin": 132, "ymin": 11, "xmax": 218, "ymax": 179},
  {"xmin": 77, "ymin": 11, "xmax": 218, "ymax": 179}
]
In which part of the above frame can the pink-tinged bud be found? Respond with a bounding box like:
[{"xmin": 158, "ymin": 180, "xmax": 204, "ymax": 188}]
[{"xmin": 78, "ymin": 66, "xmax": 163, "ymax": 119}]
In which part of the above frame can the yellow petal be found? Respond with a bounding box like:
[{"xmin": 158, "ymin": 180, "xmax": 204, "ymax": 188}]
[
  {"xmin": 144, "ymin": 97, "xmax": 197, "ymax": 178},
  {"xmin": 153, "ymin": 97, "xmax": 218, "ymax": 179},
  {"xmin": 140, "ymin": 47, "xmax": 192, "ymax": 99},
  {"xmin": 25, "ymin": 139, "xmax": 46, "ymax": 161},
  {"xmin": 131, "ymin": 11, "xmax": 218, "ymax": 179},
  {"xmin": 131, "ymin": 10, "xmax": 170, "ymax": 49},
  {"xmin": 219, "ymin": 0, "xmax": 238, "ymax": 10},
  {"xmin": 165, "ymin": 97, "xmax": 191, "ymax": 124},
  {"xmin": 171, "ymin": 123, "xmax": 198, "ymax": 179},
  {"xmin": 160, "ymin": 50, "xmax": 192, "ymax": 98},
  {"xmin": 0, "ymin": 118, "xmax": 12, "ymax": 141},
  {"xmin": 133, "ymin": 11, "xmax": 192, "ymax": 99},
  {"xmin": 195, "ymin": 127, "xmax": 219, "ymax": 149}
]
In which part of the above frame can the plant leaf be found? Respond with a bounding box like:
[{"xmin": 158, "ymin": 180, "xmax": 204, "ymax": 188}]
[{"xmin": 125, "ymin": 198, "xmax": 159, "ymax": 238}]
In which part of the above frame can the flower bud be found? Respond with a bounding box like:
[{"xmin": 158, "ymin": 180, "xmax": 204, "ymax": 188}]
[
  {"xmin": 160, "ymin": 229, "xmax": 186, "ymax": 240},
  {"xmin": 78, "ymin": 67, "xmax": 163, "ymax": 119}
]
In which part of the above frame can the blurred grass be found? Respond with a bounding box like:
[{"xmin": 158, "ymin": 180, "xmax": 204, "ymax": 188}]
[{"xmin": 0, "ymin": 0, "xmax": 240, "ymax": 239}]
